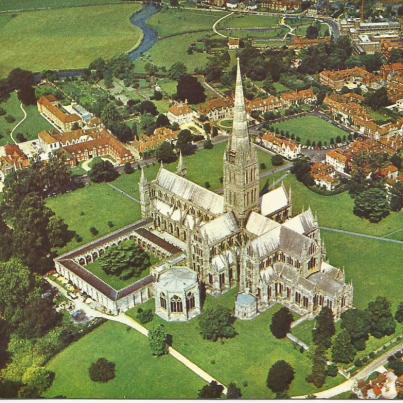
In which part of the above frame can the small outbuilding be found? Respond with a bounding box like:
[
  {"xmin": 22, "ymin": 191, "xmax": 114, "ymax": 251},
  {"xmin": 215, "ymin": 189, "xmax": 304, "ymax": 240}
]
[
  {"xmin": 155, "ymin": 266, "xmax": 201, "ymax": 322},
  {"xmin": 235, "ymin": 292, "xmax": 258, "ymax": 320}
]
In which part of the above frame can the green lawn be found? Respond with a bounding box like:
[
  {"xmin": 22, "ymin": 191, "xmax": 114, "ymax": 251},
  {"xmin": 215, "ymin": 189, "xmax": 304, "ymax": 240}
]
[
  {"xmin": 127, "ymin": 293, "xmax": 343, "ymax": 399},
  {"xmin": 149, "ymin": 8, "xmax": 225, "ymax": 37},
  {"xmin": 0, "ymin": 0, "xmax": 124, "ymax": 12},
  {"xmin": 45, "ymin": 321, "xmax": 204, "ymax": 399},
  {"xmin": 85, "ymin": 260, "xmax": 151, "ymax": 291},
  {"xmin": 283, "ymin": 175, "xmax": 403, "ymax": 238},
  {"xmin": 0, "ymin": 4, "xmax": 143, "ymax": 78},
  {"xmin": 219, "ymin": 119, "xmax": 233, "ymax": 129},
  {"xmin": 134, "ymin": 32, "xmax": 211, "ymax": 74},
  {"xmin": 157, "ymin": 78, "xmax": 177, "ymax": 97},
  {"xmin": 47, "ymin": 183, "xmax": 141, "ymax": 254},
  {"xmin": 272, "ymin": 115, "xmax": 347, "ymax": 145},
  {"xmin": 0, "ymin": 92, "xmax": 52, "ymax": 145},
  {"xmin": 272, "ymin": 81, "xmax": 290, "ymax": 94}
]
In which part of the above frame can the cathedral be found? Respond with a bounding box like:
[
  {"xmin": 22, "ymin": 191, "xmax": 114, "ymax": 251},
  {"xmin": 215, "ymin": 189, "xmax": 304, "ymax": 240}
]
[{"xmin": 140, "ymin": 60, "xmax": 353, "ymax": 321}]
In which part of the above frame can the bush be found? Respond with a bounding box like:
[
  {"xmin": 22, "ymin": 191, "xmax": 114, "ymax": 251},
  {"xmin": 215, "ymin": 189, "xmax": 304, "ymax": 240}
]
[
  {"xmin": 107, "ymin": 221, "xmax": 114, "ymax": 228},
  {"xmin": 15, "ymin": 133, "xmax": 27, "ymax": 142},
  {"xmin": 326, "ymin": 364, "xmax": 338, "ymax": 377},
  {"xmin": 136, "ymin": 308, "xmax": 154, "ymax": 324},
  {"xmin": 272, "ymin": 154, "xmax": 284, "ymax": 166},
  {"xmin": 5, "ymin": 114, "xmax": 15, "ymax": 123},
  {"xmin": 123, "ymin": 162, "xmax": 134, "ymax": 174},
  {"xmin": 90, "ymin": 227, "xmax": 99, "ymax": 236},
  {"xmin": 22, "ymin": 366, "xmax": 55, "ymax": 393},
  {"xmin": 0, "ymin": 107, "xmax": 6, "ymax": 116},
  {"xmin": 88, "ymin": 358, "xmax": 115, "ymax": 383},
  {"xmin": 260, "ymin": 162, "xmax": 266, "ymax": 170}
]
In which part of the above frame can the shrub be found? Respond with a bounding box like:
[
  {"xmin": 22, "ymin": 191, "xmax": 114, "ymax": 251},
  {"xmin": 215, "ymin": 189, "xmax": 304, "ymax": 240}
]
[
  {"xmin": 90, "ymin": 227, "xmax": 99, "ymax": 236},
  {"xmin": 204, "ymin": 181, "xmax": 210, "ymax": 189},
  {"xmin": 5, "ymin": 114, "xmax": 15, "ymax": 123},
  {"xmin": 15, "ymin": 133, "xmax": 27, "ymax": 142},
  {"xmin": 22, "ymin": 366, "xmax": 55, "ymax": 393},
  {"xmin": 260, "ymin": 162, "xmax": 267, "ymax": 170},
  {"xmin": 271, "ymin": 154, "xmax": 284, "ymax": 166},
  {"xmin": 136, "ymin": 308, "xmax": 153, "ymax": 324},
  {"xmin": 88, "ymin": 358, "xmax": 115, "ymax": 383},
  {"xmin": 107, "ymin": 221, "xmax": 114, "ymax": 228},
  {"xmin": 123, "ymin": 162, "xmax": 134, "ymax": 174},
  {"xmin": 326, "ymin": 364, "xmax": 338, "ymax": 377}
]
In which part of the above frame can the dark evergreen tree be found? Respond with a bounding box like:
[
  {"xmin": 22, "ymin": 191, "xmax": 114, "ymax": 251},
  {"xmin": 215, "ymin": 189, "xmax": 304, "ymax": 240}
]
[
  {"xmin": 306, "ymin": 345, "xmax": 327, "ymax": 388},
  {"xmin": 88, "ymin": 160, "xmax": 119, "ymax": 183},
  {"xmin": 270, "ymin": 307, "xmax": 293, "ymax": 339},
  {"xmin": 198, "ymin": 381, "xmax": 224, "ymax": 399},
  {"xmin": 227, "ymin": 382, "xmax": 242, "ymax": 399},
  {"xmin": 331, "ymin": 330, "xmax": 356, "ymax": 364},
  {"xmin": 366, "ymin": 297, "xmax": 396, "ymax": 338},
  {"xmin": 199, "ymin": 306, "xmax": 236, "ymax": 341},
  {"xmin": 156, "ymin": 141, "xmax": 177, "ymax": 163},
  {"xmin": 340, "ymin": 309, "xmax": 371, "ymax": 351},
  {"xmin": 89, "ymin": 358, "xmax": 116, "ymax": 382},
  {"xmin": 353, "ymin": 188, "xmax": 389, "ymax": 223},
  {"xmin": 176, "ymin": 75, "xmax": 206, "ymax": 104},
  {"xmin": 312, "ymin": 307, "xmax": 335, "ymax": 348},
  {"xmin": 395, "ymin": 302, "xmax": 403, "ymax": 323},
  {"xmin": 267, "ymin": 360, "xmax": 295, "ymax": 393}
]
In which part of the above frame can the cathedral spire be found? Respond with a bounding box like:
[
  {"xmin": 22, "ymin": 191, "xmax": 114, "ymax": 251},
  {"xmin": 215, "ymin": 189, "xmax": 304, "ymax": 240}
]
[
  {"xmin": 140, "ymin": 166, "xmax": 147, "ymax": 185},
  {"xmin": 176, "ymin": 151, "xmax": 187, "ymax": 177},
  {"xmin": 229, "ymin": 58, "xmax": 250, "ymax": 152}
]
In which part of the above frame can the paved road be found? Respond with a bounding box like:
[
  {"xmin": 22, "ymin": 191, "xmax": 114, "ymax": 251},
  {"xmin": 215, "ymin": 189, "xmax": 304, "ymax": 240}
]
[
  {"xmin": 47, "ymin": 277, "xmax": 228, "ymax": 394},
  {"xmin": 212, "ymin": 11, "xmax": 234, "ymax": 38},
  {"xmin": 10, "ymin": 102, "xmax": 27, "ymax": 144},
  {"xmin": 294, "ymin": 342, "xmax": 403, "ymax": 399},
  {"xmin": 320, "ymin": 226, "xmax": 403, "ymax": 246}
]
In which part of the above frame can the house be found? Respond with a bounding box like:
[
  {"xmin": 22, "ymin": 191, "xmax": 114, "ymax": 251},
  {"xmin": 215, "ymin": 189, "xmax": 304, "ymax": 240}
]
[
  {"xmin": 380, "ymin": 62, "xmax": 403, "ymax": 81},
  {"xmin": 386, "ymin": 73, "xmax": 403, "ymax": 104},
  {"xmin": 261, "ymin": 0, "xmax": 301, "ymax": 11},
  {"xmin": 37, "ymin": 95, "xmax": 82, "ymax": 132},
  {"xmin": 167, "ymin": 102, "xmax": 195, "ymax": 126},
  {"xmin": 326, "ymin": 149, "xmax": 349, "ymax": 173},
  {"xmin": 0, "ymin": 144, "xmax": 30, "ymax": 184},
  {"xmin": 380, "ymin": 39, "xmax": 403, "ymax": 61},
  {"xmin": 226, "ymin": 0, "xmax": 238, "ymax": 8},
  {"xmin": 228, "ymin": 37, "xmax": 240, "ymax": 49},
  {"xmin": 133, "ymin": 127, "xmax": 179, "ymax": 155},
  {"xmin": 261, "ymin": 132, "xmax": 301, "ymax": 160},
  {"xmin": 290, "ymin": 36, "xmax": 331, "ymax": 49},
  {"xmin": 198, "ymin": 97, "xmax": 234, "ymax": 121},
  {"xmin": 319, "ymin": 67, "xmax": 380, "ymax": 91},
  {"xmin": 246, "ymin": 96, "xmax": 284, "ymax": 114},
  {"xmin": 311, "ymin": 162, "xmax": 339, "ymax": 191},
  {"xmin": 353, "ymin": 370, "xmax": 399, "ymax": 400},
  {"xmin": 377, "ymin": 164, "xmax": 399, "ymax": 181},
  {"xmin": 38, "ymin": 129, "xmax": 93, "ymax": 155},
  {"xmin": 281, "ymin": 88, "xmax": 317, "ymax": 107}
]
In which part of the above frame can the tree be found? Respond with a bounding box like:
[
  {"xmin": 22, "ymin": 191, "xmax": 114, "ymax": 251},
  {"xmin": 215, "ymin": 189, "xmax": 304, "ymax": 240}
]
[
  {"xmin": 88, "ymin": 358, "xmax": 116, "ymax": 382},
  {"xmin": 306, "ymin": 25, "xmax": 319, "ymax": 39},
  {"xmin": 198, "ymin": 381, "xmax": 224, "ymax": 399},
  {"xmin": 22, "ymin": 366, "xmax": 54, "ymax": 393},
  {"xmin": 331, "ymin": 330, "xmax": 356, "ymax": 364},
  {"xmin": 395, "ymin": 302, "xmax": 403, "ymax": 323},
  {"xmin": 353, "ymin": 188, "xmax": 389, "ymax": 223},
  {"xmin": 156, "ymin": 141, "xmax": 177, "ymax": 163},
  {"xmin": 389, "ymin": 358, "xmax": 403, "ymax": 376},
  {"xmin": 123, "ymin": 162, "xmax": 134, "ymax": 174},
  {"xmin": 17, "ymin": 85, "xmax": 36, "ymax": 105},
  {"xmin": 139, "ymin": 100, "xmax": 158, "ymax": 116},
  {"xmin": 227, "ymin": 382, "xmax": 242, "ymax": 399},
  {"xmin": 168, "ymin": 62, "xmax": 187, "ymax": 80},
  {"xmin": 341, "ymin": 309, "xmax": 371, "ymax": 351},
  {"xmin": 155, "ymin": 113, "xmax": 170, "ymax": 128},
  {"xmin": 366, "ymin": 297, "xmax": 396, "ymax": 338},
  {"xmin": 306, "ymin": 346, "xmax": 327, "ymax": 388},
  {"xmin": 149, "ymin": 324, "xmax": 168, "ymax": 356},
  {"xmin": 136, "ymin": 308, "xmax": 153, "ymax": 324},
  {"xmin": 0, "ymin": 217, "xmax": 13, "ymax": 261},
  {"xmin": 266, "ymin": 360, "xmax": 295, "ymax": 393},
  {"xmin": 199, "ymin": 305, "xmax": 236, "ymax": 341},
  {"xmin": 101, "ymin": 102, "xmax": 120, "ymax": 126},
  {"xmin": 176, "ymin": 129, "xmax": 195, "ymax": 155},
  {"xmin": 89, "ymin": 160, "xmax": 119, "ymax": 183},
  {"xmin": 271, "ymin": 154, "xmax": 283, "ymax": 166},
  {"xmin": 390, "ymin": 182, "xmax": 403, "ymax": 212},
  {"xmin": 176, "ymin": 75, "xmax": 206, "ymax": 104},
  {"xmin": 365, "ymin": 87, "xmax": 389, "ymax": 110},
  {"xmin": 98, "ymin": 240, "xmax": 150, "ymax": 279},
  {"xmin": 270, "ymin": 307, "xmax": 293, "ymax": 339},
  {"xmin": 312, "ymin": 307, "xmax": 335, "ymax": 348},
  {"xmin": 47, "ymin": 216, "xmax": 71, "ymax": 249}
]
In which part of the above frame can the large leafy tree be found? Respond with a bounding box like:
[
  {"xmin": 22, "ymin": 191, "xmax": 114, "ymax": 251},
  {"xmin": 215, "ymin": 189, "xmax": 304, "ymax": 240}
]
[
  {"xmin": 98, "ymin": 240, "xmax": 150, "ymax": 280},
  {"xmin": 176, "ymin": 75, "xmax": 206, "ymax": 104},
  {"xmin": 365, "ymin": 87, "xmax": 389, "ymax": 110},
  {"xmin": 226, "ymin": 382, "xmax": 242, "ymax": 399},
  {"xmin": 176, "ymin": 129, "xmax": 195, "ymax": 156},
  {"xmin": 0, "ymin": 217, "xmax": 13, "ymax": 262},
  {"xmin": 199, "ymin": 306, "xmax": 236, "ymax": 341},
  {"xmin": 395, "ymin": 302, "xmax": 403, "ymax": 323},
  {"xmin": 88, "ymin": 160, "xmax": 119, "ymax": 183},
  {"xmin": 149, "ymin": 324, "xmax": 168, "ymax": 356},
  {"xmin": 331, "ymin": 330, "xmax": 356, "ymax": 363},
  {"xmin": 353, "ymin": 188, "xmax": 389, "ymax": 223},
  {"xmin": 156, "ymin": 141, "xmax": 177, "ymax": 163},
  {"xmin": 366, "ymin": 297, "xmax": 396, "ymax": 338},
  {"xmin": 168, "ymin": 62, "xmax": 187, "ymax": 80},
  {"xmin": 266, "ymin": 360, "xmax": 295, "ymax": 393},
  {"xmin": 270, "ymin": 307, "xmax": 293, "ymax": 339},
  {"xmin": 390, "ymin": 182, "xmax": 403, "ymax": 212},
  {"xmin": 312, "ymin": 307, "xmax": 335, "ymax": 348},
  {"xmin": 198, "ymin": 381, "xmax": 223, "ymax": 399},
  {"xmin": 88, "ymin": 358, "xmax": 115, "ymax": 383},
  {"xmin": 340, "ymin": 309, "xmax": 371, "ymax": 351}
]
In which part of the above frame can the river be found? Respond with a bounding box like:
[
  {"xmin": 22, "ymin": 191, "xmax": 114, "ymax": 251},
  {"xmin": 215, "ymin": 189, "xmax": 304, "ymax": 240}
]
[{"xmin": 128, "ymin": 3, "xmax": 160, "ymax": 61}]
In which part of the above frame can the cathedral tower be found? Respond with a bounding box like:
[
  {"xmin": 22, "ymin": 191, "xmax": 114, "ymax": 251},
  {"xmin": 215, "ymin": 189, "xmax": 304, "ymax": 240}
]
[
  {"xmin": 139, "ymin": 167, "xmax": 150, "ymax": 218},
  {"xmin": 223, "ymin": 58, "xmax": 260, "ymax": 226}
]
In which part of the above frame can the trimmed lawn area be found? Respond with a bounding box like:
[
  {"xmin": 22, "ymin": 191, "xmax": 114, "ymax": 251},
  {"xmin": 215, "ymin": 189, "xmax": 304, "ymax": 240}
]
[
  {"xmin": 157, "ymin": 78, "xmax": 177, "ymax": 97},
  {"xmin": 127, "ymin": 292, "xmax": 343, "ymax": 398},
  {"xmin": 45, "ymin": 321, "xmax": 204, "ymax": 398},
  {"xmin": 0, "ymin": 4, "xmax": 143, "ymax": 78},
  {"xmin": 219, "ymin": 119, "xmax": 233, "ymax": 129},
  {"xmin": 47, "ymin": 183, "xmax": 141, "ymax": 254},
  {"xmin": 218, "ymin": 13, "xmax": 279, "ymax": 29},
  {"xmin": 291, "ymin": 320, "xmax": 314, "ymax": 346},
  {"xmin": 272, "ymin": 115, "xmax": 347, "ymax": 145},
  {"xmin": 0, "ymin": 92, "xmax": 52, "ymax": 145},
  {"xmin": 283, "ymin": 175, "xmax": 403, "ymax": 238},
  {"xmin": 323, "ymin": 232, "xmax": 403, "ymax": 310},
  {"xmin": 85, "ymin": 260, "xmax": 151, "ymax": 291},
  {"xmin": 0, "ymin": 0, "xmax": 123, "ymax": 12},
  {"xmin": 149, "ymin": 8, "xmax": 225, "ymax": 37},
  {"xmin": 134, "ymin": 32, "xmax": 211, "ymax": 74},
  {"xmin": 273, "ymin": 81, "xmax": 290, "ymax": 94}
]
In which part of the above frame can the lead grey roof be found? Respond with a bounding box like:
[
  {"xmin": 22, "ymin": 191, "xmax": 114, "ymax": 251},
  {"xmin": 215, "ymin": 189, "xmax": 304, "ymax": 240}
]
[
  {"xmin": 283, "ymin": 209, "xmax": 316, "ymax": 235},
  {"xmin": 155, "ymin": 168, "xmax": 224, "ymax": 215},
  {"xmin": 246, "ymin": 211, "xmax": 280, "ymax": 236},
  {"xmin": 200, "ymin": 212, "xmax": 239, "ymax": 245},
  {"xmin": 279, "ymin": 226, "xmax": 313, "ymax": 260},
  {"xmin": 236, "ymin": 293, "xmax": 256, "ymax": 306},
  {"xmin": 157, "ymin": 267, "xmax": 198, "ymax": 293}
]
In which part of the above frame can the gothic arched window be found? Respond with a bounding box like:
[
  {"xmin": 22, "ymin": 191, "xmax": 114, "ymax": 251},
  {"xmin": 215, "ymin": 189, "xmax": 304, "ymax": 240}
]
[
  {"xmin": 186, "ymin": 292, "xmax": 195, "ymax": 310},
  {"xmin": 170, "ymin": 295, "xmax": 183, "ymax": 313},
  {"xmin": 160, "ymin": 292, "xmax": 167, "ymax": 310}
]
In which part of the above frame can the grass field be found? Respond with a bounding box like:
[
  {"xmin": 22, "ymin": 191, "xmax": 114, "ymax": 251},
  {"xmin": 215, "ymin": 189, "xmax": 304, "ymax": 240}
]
[
  {"xmin": 149, "ymin": 8, "xmax": 225, "ymax": 37},
  {"xmin": 126, "ymin": 293, "xmax": 343, "ymax": 399},
  {"xmin": 45, "ymin": 321, "xmax": 204, "ymax": 398},
  {"xmin": 135, "ymin": 32, "xmax": 211, "ymax": 74},
  {"xmin": 272, "ymin": 115, "xmax": 347, "ymax": 145},
  {"xmin": 0, "ymin": 4, "xmax": 143, "ymax": 78},
  {"xmin": 0, "ymin": 0, "xmax": 123, "ymax": 12},
  {"xmin": 47, "ymin": 183, "xmax": 141, "ymax": 254},
  {"xmin": 0, "ymin": 92, "xmax": 52, "ymax": 145}
]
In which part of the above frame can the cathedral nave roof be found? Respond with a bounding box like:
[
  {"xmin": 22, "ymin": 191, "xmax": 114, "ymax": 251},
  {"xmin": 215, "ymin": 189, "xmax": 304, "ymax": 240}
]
[
  {"xmin": 200, "ymin": 212, "xmax": 239, "ymax": 245},
  {"xmin": 283, "ymin": 209, "xmax": 316, "ymax": 235},
  {"xmin": 249, "ymin": 226, "xmax": 281, "ymax": 258},
  {"xmin": 246, "ymin": 211, "xmax": 280, "ymax": 237},
  {"xmin": 307, "ymin": 270, "xmax": 346, "ymax": 297},
  {"xmin": 155, "ymin": 168, "xmax": 224, "ymax": 216},
  {"xmin": 279, "ymin": 226, "xmax": 315, "ymax": 260},
  {"xmin": 260, "ymin": 185, "xmax": 289, "ymax": 217}
]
